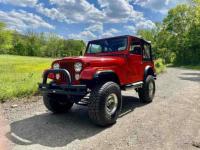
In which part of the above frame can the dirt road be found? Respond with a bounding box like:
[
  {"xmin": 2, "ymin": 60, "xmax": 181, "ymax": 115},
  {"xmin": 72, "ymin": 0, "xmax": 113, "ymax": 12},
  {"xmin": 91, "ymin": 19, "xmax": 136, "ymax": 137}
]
[
  {"xmin": 0, "ymin": 106, "xmax": 10, "ymax": 150},
  {"xmin": 1, "ymin": 67, "xmax": 200, "ymax": 150}
]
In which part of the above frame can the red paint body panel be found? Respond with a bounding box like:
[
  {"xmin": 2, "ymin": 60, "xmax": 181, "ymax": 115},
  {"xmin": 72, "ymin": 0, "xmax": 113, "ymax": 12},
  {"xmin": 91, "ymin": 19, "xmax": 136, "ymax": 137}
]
[{"xmin": 47, "ymin": 35, "xmax": 155, "ymax": 86}]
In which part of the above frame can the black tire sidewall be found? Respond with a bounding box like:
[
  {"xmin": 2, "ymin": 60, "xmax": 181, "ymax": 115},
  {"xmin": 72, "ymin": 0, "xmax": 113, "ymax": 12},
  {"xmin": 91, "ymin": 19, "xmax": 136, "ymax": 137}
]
[
  {"xmin": 99, "ymin": 83, "xmax": 122, "ymax": 123},
  {"xmin": 43, "ymin": 94, "xmax": 73, "ymax": 113},
  {"xmin": 88, "ymin": 82, "xmax": 122, "ymax": 126},
  {"xmin": 145, "ymin": 76, "xmax": 155, "ymax": 102},
  {"xmin": 139, "ymin": 75, "xmax": 155, "ymax": 103}
]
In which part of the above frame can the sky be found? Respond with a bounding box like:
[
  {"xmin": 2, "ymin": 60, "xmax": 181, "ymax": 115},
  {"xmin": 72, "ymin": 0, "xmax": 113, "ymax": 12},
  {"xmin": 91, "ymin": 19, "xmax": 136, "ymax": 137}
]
[{"xmin": 0, "ymin": 0, "xmax": 187, "ymax": 41}]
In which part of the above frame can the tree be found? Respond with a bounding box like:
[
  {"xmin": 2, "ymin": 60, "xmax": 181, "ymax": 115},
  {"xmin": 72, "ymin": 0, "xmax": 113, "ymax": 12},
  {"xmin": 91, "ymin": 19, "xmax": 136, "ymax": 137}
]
[
  {"xmin": 163, "ymin": 3, "xmax": 200, "ymax": 65},
  {"xmin": 0, "ymin": 22, "xmax": 13, "ymax": 54},
  {"xmin": 137, "ymin": 2, "xmax": 200, "ymax": 65}
]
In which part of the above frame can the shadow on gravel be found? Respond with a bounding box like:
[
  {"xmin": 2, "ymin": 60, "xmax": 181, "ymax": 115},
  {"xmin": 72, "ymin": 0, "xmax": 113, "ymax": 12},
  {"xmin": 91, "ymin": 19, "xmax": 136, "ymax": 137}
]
[
  {"xmin": 7, "ymin": 95, "xmax": 146, "ymax": 147},
  {"xmin": 120, "ymin": 96, "xmax": 146, "ymax": 118},
  {"xmin": 181, "ymin": 73, "xmax": 200, "ymax": 76},
  {"xmin": 179, "ymin": 72, "xmax": 200, "ymax": 82}
]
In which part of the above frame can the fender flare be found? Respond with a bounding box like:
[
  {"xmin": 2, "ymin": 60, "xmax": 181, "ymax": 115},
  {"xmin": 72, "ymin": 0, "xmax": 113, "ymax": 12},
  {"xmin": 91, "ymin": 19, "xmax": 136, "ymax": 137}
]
[
  {"xmin": 94, "ymin": 70, "xmax": 114, "ymax": 78},
  {"xmin": 144, "ymin": 65, "xmax": 156, "ymax": 80},
  {"xmin": 93, "ymin": 70, "xmax": 120, "ymax": 84}
]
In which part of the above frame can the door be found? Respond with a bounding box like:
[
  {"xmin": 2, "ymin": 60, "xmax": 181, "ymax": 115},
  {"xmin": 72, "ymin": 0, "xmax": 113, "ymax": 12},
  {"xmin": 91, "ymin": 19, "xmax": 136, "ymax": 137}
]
[
  {"xmin": 142, "ymin": 43, "xmax": 153, "ymax": 73},
  {"xmin": 127, "ymin": 39, "xmax": 143, "ymax": 83}
]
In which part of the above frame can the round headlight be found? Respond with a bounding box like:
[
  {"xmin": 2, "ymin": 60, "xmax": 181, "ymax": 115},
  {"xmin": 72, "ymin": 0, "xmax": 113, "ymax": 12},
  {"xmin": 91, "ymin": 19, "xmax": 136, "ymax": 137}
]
[
  {"xmin": 74, "ymin": 62, "xmax": 82, "ymax": 72},
  {"xmin": 53, "ymin": 63, "xmax": 60, "ymax": 69}
]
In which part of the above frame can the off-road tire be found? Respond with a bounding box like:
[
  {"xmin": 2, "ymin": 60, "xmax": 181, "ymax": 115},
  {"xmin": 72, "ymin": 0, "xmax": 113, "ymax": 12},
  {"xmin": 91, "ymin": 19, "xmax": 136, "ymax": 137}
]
[
  {"xmin": 88, "ymin": 82, "xmax": 122, "ymax": 126},
  {"xmin": 138, "ymin": 75, "xmax": 155, "ymax": 103},
  {"xmin": 43, "ymin": 94, "xmax": 73, "ymax": 113}
]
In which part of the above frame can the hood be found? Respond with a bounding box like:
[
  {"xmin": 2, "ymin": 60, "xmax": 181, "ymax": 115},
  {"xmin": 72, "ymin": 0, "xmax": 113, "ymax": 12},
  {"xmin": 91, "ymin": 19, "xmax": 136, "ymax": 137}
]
[{"xmin": 55, "ymin": 56, "xmax": 126, "ymax": 67}]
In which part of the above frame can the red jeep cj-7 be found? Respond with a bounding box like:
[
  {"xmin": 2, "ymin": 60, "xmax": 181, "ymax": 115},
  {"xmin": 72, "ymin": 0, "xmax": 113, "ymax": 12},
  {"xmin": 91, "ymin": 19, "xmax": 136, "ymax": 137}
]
[{"xmin": 39, "ymin": 35, "xmax": 156, "ymax": 126}]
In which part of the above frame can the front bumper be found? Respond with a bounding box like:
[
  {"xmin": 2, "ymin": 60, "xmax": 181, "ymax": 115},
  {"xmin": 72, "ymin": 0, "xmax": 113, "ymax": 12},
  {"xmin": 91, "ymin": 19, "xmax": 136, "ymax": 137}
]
[{"xmin": 38, "ymin": 69, "xmax": 87, "ymax": 96}]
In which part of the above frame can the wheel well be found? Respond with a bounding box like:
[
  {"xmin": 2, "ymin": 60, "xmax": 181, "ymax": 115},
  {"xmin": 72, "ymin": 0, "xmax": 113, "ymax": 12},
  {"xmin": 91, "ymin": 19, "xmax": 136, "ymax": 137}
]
[
  {"xmin": 96, "ymin": 72, "xmax": 120, "ymax": 85},
  {"xmin": 144, "ymin": 66, "xmax": 155, "ymax": 80},
  {"xmin": 81, "ymin": 71, "xmax": 120, "ymax": 89}
]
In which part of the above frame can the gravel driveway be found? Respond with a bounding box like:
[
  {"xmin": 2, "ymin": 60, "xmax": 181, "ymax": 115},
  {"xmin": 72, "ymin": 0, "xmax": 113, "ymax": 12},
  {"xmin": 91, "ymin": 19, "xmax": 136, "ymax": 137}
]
[{"xmin": 1, "ymin": 67, "xmax": 200, "ymax": 150}]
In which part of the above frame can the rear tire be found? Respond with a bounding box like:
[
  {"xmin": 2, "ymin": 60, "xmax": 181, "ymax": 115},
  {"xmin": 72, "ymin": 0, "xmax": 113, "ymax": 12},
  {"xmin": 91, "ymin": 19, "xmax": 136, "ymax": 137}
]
[
  {"xmin": 43, "ymin": 94, "xmax": 74, "ymax": 113},
  {"xmin": 88, "ymin": 82, "xmax": 122, "ymax": 126},
  {"xmin": 138, "ymin": 75, "xmax": 155, "ymax": 103}
]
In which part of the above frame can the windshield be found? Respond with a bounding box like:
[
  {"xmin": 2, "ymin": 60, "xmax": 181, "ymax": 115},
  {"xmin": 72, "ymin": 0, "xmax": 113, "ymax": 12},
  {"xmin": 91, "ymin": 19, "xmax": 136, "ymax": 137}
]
[{"xmin": 86, "ymin": 37, "xmax": 128, "ymax": 54}]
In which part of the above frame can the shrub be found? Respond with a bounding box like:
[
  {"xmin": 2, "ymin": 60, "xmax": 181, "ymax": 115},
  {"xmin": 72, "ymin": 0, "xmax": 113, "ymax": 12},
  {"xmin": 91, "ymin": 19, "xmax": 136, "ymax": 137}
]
[{"xmin": 155, "ymin": 58, "xmax": 166, "ymax": 74}]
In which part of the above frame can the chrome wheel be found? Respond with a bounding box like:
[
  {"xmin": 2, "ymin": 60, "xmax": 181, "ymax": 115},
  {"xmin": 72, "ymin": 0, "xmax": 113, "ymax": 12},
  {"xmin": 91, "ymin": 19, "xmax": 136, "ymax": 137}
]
[
  {"xmin": 149, "ymin": 81, "xmax": 154, "ymax": 97},
  {"xmin": 105, "ymin": 93, "xmax": 118, "ymax": 115}
]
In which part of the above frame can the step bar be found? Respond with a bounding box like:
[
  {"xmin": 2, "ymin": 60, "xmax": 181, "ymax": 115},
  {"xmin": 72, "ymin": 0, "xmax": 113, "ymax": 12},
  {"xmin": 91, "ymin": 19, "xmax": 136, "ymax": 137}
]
[{"xmin": 124, "ymin": 81, "xmax": 143, "ymax": 91}]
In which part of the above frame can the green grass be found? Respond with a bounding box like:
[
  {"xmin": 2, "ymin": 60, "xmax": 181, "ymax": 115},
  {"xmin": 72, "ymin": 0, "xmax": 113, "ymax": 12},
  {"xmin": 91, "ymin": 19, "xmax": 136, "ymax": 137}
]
[
  {"xmin": 155, "ymin": 58, "xmax": 166, "ymax": 74},
  {"xmin": 180, "ymin": 65, "xmax": 200, "ymax": 70},
  {"xmin": 0, "ymin": 55, "xmax": 53, "ymax": 101}
]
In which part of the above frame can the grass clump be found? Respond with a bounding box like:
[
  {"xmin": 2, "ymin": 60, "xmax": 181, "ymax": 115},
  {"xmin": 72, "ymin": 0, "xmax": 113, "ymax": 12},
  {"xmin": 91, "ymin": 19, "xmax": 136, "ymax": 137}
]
[{"xmin": 0, "ymin": 55, "xmax": 53, "ymax": 102}]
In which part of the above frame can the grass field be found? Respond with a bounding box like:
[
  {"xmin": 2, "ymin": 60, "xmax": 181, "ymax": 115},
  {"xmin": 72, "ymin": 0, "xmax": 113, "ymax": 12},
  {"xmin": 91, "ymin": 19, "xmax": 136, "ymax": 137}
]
[
  {"xmin": 0, "ymin": 55, "xmax": 53, "ymax": 101},
  {"xmin": 181, "ymin": 65, "xmax": 200, "ymax": 70},
  {"xmin": 0, "ymin": 55, "xmax": 167, "ymax": 102}
]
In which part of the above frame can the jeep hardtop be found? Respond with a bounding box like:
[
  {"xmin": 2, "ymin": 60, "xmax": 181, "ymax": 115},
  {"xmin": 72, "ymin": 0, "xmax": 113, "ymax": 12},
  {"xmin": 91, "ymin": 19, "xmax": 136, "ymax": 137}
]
[{"xmin": 39, "ymin": 35, "xmax": 156, "ymax": 126}]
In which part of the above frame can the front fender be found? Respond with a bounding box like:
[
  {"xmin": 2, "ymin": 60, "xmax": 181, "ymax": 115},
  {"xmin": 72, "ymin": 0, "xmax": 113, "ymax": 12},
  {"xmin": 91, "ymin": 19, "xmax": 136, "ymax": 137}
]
[
  {"xmin": 80, "ymin": 67, "xmax": 98, "ymax": 80},
  {"xmin": 80, "ymin": 67, "xmax": 125, "ymax": 85},
  {"xmin": 80, "ymin": 68, "xmax": 117, "ymax": 81}
]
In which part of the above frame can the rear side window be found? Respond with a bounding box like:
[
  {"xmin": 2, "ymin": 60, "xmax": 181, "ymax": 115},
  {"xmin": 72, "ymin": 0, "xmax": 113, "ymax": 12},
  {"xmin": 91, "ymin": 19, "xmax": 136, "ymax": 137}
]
[
  {"xmin": 130, "ymin": 42, "xmax": 142, "ymax": 55},
  {"xmin": 143, "ymin": 44, "xmax": 151, "ymax": 60}
]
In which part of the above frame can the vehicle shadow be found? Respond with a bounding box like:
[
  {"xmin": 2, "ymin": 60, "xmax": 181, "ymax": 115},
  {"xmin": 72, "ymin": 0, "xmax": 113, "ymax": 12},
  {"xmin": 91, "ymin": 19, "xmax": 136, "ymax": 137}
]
[
  {"xmin": 179, "ymin": 72, "xmax": 200, "ymax": 82},
  {"xmin": 7, "ymin": 95, "xmax": 146, "ymax": 147},
  {"xmin": 120, "ymin": 95, "xmax": 146, "ymax": 118}
]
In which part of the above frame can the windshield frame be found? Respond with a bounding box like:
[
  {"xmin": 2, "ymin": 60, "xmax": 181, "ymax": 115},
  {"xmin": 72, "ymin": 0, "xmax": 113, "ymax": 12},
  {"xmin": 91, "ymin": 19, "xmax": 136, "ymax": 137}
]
[{"xmin": 85, "ymin": 36, "xmax": 128, "ymax": 55}]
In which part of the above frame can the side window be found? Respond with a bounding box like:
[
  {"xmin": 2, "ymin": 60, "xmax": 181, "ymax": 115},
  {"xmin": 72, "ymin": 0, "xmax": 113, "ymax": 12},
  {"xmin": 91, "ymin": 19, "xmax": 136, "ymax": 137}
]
[
  {"xmin": 130, "ymin": 41, "xmax": 142, "ymax": 55},
  {"xmin": 88, "ymin": 44, "xmax": 102, "ymax": 53},
  {"xmin": 143, "ymin": 44, "xmax": 151, "ymax": 60}
]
